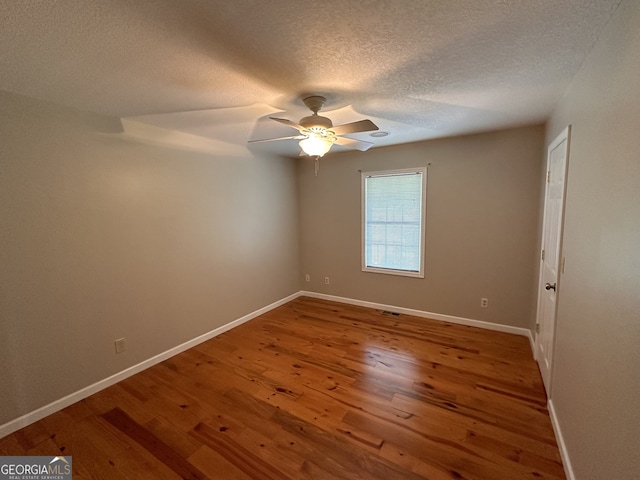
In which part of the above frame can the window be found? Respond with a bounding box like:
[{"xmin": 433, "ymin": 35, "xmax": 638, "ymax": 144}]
[{"xmin": 362, "ymin": 167, "xmax": 427, "ymax": 278}]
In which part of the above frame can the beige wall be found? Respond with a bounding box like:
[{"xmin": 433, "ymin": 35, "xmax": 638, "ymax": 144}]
[
  {"xmin": 0, "ymin": 91, "xmax": 300, "ymax": 426},
  {"xmin": 545, "ymin": 0, "xmax": 640, "ymax": 478},
  {"xmin": 298, "ymin": 126, "xmax": 545, "ymax": 329}
]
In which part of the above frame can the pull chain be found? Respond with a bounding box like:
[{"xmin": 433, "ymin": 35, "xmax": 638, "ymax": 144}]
[{"xmin": 314, "ymin": 156, "xmax": 320, "ymax": 176}]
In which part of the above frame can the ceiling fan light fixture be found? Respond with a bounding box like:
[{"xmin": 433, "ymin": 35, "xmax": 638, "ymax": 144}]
[
  {"xmin": 299, "ymin": 133, "xmax": 335, "ymax": 157},
  {"xmin": 248, "ymin": 95, "xmax": 378, "ymax": 158}
]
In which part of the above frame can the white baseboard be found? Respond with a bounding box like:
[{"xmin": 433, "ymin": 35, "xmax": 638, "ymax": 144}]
[
  {"xmin": 0, "ymin": 292, "xmax": 300, "ymax": 439},
  {"xmin": 548, "ymin": 399, "xmax": 576, "ymax": 480},
  {"xmin": 1, "ymin": 290, "xmax": 536, "ymax": 439},
  {"xmin": 300, "ymin": 291, "xmax": 534, "ymax": 346}
]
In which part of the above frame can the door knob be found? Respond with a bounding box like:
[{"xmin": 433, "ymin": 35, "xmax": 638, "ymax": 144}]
[{"xmin": 545, "ymin": 282, "xmax": 556, "ymax": 291}]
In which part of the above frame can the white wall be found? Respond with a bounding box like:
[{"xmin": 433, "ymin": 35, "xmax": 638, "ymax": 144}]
[
  {"xmin": 0, "ymin": 91, "xmax": 300, "ymax": 426},
  {"xmin": 545, "ymin": 0, "xmax": 640, "ymax": 478}
]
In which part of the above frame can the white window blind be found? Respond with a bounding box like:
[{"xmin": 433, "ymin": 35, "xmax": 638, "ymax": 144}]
[{"xmin": 362, "ymin": 168, "xmax": 426, "ymax": 277}]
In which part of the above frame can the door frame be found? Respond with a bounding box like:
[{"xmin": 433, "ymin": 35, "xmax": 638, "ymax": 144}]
[{"xmin": 535, "ymin": 125, "xmax": 571, "ymax": 396}]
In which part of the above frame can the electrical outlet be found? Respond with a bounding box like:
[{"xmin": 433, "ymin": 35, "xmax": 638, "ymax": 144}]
[
  {"xmin": 114, "ymin": 338, "xmax": 126, "ymax": 354},
  {"xmin": 324, "ymin": 276, "xmax": 330, "ymax": 285},
  {"xmin": 480, "ymin": 298, "xmax": 489, "ymax": 308},
  {"xmin": 305, "ymin": 274, "xmax": 310, "ymax": 282}
]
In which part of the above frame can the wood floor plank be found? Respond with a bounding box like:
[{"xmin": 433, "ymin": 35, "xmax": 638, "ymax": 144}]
[
  {"xmin": 0, "ymin": 297, "xmax": 565, "ymax": 479},
  {"xmin": 189, "ymin": 422, "xmax": 294, "ymax": 480},
  {"xmin": 187, "ymin": 445, "xmax": 255, "ymax": 480},
  {"xmin": 102, "ymin": 407, "xmax": 206, "ymax": 480}
]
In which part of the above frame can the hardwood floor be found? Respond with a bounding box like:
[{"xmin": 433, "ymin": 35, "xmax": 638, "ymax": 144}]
[{"xmin": 0, "ymin": 296, "xmax": 565, "ymax": 479}]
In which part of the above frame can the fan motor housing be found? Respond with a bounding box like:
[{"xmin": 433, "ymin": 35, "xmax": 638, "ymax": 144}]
[{"xmin": 299, "ymin": 115, "xmax": 333, "ymax": 130}]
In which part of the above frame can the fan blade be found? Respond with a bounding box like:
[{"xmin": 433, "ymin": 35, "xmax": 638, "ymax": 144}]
[
  {"xmin": 330, "ymin": 119, "xmax": 378, "ymax": 136},
  {"xmin": 248, "ymin": 135, "xmax": 305, "ymax": 144},
  {"xmin": 334, "ymin": 136, "xmax": 375, "ymax": 151},
  {"xmin": 270, "ymin": 117, "xmax": 307, "ymax": 132}
]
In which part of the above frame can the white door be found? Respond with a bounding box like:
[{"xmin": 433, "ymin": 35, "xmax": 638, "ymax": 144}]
[{"xmin": 535, "ymin": 126, "xmax": 570, "ymax": 395}]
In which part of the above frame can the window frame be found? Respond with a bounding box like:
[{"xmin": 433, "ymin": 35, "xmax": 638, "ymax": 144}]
[{"xmin": 361, "ymin": 167, "xmax": 427, "ymax": 278}]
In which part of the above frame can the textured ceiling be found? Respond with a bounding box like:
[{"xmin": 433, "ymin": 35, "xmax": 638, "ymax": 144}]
[{"xmin": 0, "ymin": 0, "xmax": 622, "ymax": 157}]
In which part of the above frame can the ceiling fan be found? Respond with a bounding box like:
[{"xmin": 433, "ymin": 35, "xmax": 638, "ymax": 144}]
[{"xmin": 248, "ymin": 95, "xmax": 379, "ymax": 158}]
